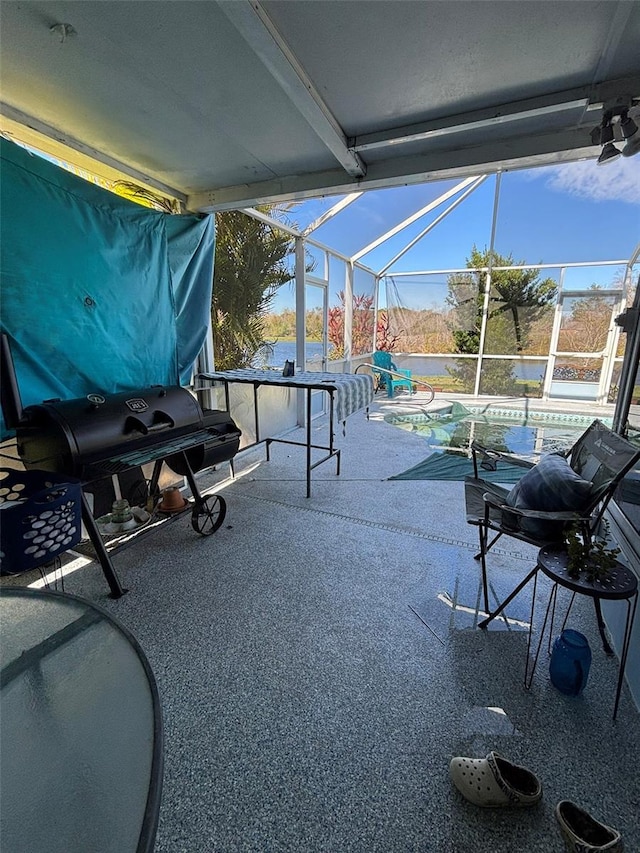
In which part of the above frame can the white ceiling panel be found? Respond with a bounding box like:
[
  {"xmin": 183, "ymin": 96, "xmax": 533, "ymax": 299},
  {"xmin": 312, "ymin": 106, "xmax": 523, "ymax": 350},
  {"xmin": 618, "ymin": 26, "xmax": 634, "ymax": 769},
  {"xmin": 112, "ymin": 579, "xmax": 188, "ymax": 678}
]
[{"xmin": 263, "ymin": 1, "xmax": 640, "ymax": 133}]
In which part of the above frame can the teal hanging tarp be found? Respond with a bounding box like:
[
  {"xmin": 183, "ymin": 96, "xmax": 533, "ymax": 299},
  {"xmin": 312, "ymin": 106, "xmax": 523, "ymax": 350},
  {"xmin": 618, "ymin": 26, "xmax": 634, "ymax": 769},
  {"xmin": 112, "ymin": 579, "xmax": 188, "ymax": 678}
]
[
  {"xmin": 0, "ymin": 139, "xmax": 214, "ymax": 438},
  {"xmin": 166, "ymin": 214, "xmax": 215, "ymax": 384}
]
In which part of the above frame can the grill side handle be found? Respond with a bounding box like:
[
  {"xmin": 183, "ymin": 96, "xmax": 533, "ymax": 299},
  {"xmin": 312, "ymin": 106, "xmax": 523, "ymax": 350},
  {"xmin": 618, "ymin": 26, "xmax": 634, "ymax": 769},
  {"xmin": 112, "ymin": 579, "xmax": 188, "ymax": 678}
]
[{"xmin": 124, "ymin": 412, "xmax": 175, "ymax": 436}]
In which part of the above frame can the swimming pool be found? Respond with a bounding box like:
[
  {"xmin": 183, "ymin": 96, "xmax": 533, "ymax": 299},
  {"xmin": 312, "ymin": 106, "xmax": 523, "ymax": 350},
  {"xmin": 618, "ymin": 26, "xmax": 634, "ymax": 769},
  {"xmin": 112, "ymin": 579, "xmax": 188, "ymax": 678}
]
[{"xmin": 384, "ymin": 403, "xmax": 612, "ymax": 459}]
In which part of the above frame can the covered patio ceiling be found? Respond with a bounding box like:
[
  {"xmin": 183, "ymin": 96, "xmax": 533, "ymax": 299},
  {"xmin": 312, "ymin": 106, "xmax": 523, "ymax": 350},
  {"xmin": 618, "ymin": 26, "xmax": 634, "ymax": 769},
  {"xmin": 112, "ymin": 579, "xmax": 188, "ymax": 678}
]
[{"xmin": 1, "ymin": 1, "xmax": 639, "ymax": 213}]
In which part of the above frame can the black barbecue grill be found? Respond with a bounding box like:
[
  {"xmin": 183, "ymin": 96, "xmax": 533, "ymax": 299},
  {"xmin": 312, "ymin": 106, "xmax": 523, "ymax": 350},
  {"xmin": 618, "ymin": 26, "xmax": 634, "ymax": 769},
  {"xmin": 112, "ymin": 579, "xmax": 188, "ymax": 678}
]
[{"xmin": 1, "ymin": 334, "xmax": 241, "ymax": 597}]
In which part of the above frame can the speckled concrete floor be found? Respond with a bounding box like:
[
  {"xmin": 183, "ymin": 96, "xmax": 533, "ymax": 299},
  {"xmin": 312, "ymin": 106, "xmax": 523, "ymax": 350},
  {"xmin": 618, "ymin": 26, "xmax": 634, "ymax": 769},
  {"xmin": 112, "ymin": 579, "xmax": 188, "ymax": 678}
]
[{"xmin": 5, "ymin": 393, "xmax": 639, "ymax": 852}]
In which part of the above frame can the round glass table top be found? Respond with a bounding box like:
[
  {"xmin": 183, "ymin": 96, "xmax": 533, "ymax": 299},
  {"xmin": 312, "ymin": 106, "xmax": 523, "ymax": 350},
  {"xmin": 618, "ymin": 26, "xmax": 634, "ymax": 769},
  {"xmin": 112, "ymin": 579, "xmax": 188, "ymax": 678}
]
[{"xmin": 0, "ymin": 587, "xmax": 162, "ymax": 853}]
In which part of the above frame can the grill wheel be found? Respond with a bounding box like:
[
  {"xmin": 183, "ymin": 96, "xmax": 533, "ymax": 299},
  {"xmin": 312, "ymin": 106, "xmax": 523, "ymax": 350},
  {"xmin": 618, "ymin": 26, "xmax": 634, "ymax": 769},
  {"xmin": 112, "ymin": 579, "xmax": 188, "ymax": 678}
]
[{"xmin": 191, "ymin": 495, "xmax": 226, "ymax": 536}]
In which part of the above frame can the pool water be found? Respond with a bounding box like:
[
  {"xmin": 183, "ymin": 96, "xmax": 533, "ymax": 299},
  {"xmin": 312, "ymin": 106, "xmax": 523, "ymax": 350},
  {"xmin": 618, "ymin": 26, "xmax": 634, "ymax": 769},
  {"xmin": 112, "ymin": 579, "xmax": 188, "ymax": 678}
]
[{"xmin": 385, "ymin": 404, "xmax": 610, "ymax": 459}]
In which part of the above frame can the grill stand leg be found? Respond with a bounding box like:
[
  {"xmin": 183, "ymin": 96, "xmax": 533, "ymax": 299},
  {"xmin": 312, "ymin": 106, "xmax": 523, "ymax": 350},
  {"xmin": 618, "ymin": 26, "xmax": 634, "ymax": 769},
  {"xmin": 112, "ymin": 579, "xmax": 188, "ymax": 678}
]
[
  {"xmin": 148, "ymin": 460, "xmax": 163, "ymax": 506},
  {"xmin": 179, "ymin": 453, "xmax": 202, "ymax": 507},
  {"xmin": 80, "ymin": 493, "xmax": 127, "ymax": 598}
]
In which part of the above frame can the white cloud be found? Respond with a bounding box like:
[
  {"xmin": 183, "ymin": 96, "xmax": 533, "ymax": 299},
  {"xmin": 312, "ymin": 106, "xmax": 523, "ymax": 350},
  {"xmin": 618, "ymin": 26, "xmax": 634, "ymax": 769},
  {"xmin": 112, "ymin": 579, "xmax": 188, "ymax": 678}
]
[{"xmin": 540, "ymin": 158, "xmax": 640, "ymax": 205}]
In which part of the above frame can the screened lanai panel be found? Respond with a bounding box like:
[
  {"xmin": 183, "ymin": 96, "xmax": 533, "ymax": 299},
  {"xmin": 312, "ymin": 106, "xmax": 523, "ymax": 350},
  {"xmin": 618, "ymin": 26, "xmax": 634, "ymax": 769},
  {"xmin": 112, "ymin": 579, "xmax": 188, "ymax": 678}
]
[
  {"xmin": 283, "ymin": 246, "xmax": 296, "ymax": 281},
  {"xmin": 562, "ymin": 264, "xmax": 628, "ymax": 292},
  {"xmin": 304, "ymin": 283, "xmax": 324, "ymax": 370},
  {"xmin": 556, "ymin": 292, "xmax": 618, "ymax": 355},
  {"xmin": 493, "ymin": 162, "xmax": 640, "ymax": 265},
  {"xmin": 312, "ymin": 180, "xmax": 483, "ymax": 270},
  {"xmin": 271, "ymin": 196, "xmax": 349, "ymax": 234},
  {"xmin": 305, "ymin": 243, "xmax": 328, "ymax": 279},
  {"xmin": 484, "ymin": 267, "xmax": 559, "ymax": 356},
  {"xmin": 478, "ymin": 358, "xmax": 547, "ymax": 397},
  {"xmin": 550, "ymin": 290, "xmax": 619, "ymax": 400},
  {"xmin": 378, "ymin": 177, "xmax": 497, "ymax": 274},
  {"xmin": 352, "ymin": 266, "xmax": 376, "ymax": 355},
  {"xmin": 384, "ymin": 273, "xmax": 480, "ymax": 356},
  {"xmin": 328, "ymin": 254, "xmax": 346, "ymax": 359}
]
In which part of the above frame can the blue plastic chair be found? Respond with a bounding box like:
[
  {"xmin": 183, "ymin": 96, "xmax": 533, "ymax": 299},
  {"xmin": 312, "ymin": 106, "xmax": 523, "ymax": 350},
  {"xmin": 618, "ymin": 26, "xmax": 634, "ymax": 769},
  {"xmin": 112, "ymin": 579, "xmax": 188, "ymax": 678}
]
[{"xmin": 372, "ymin": 351, "xmax": 413, "ymax": 398}]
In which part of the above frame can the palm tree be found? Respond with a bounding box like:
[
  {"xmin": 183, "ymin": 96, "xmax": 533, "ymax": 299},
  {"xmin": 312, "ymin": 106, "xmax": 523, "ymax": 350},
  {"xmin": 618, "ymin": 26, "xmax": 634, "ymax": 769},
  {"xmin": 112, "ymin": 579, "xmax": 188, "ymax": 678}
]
[{"xmin": 212, "ymin": 208, "xmax": 297, "ymax": 370}]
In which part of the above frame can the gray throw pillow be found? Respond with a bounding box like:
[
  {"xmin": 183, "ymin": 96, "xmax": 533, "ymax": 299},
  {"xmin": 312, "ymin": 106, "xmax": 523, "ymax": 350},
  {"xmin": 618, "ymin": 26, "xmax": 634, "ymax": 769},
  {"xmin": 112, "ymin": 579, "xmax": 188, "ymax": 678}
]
[{"xmin": 504, "ymin": 452, "xmax": 593, "ymax": 539}]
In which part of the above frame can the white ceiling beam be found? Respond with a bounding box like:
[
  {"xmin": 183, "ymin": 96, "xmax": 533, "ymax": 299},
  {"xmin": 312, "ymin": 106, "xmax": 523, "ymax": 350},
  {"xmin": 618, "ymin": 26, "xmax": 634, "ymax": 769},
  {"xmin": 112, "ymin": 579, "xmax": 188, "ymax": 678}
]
[
  {"xmin": 217, "ymin": 0, "xmax": 366, "ymax": 179},
  {"xmin": 353, "ymin": 99, "xmax": 589, "ymax": 153},
  {"xmin": 350, "ymin": 75, "xmax": 640, "ymax": 153},
  {"xmin": 302, "ymin": 193, "xmax": 363, "ymax": 236},
  {"xmin": 241, "ymin": 206, "xmax": 302, "ymax": 237},
  {"xmin": 189, "ymin": 126, "xmax": 597, "ymax": 212}
]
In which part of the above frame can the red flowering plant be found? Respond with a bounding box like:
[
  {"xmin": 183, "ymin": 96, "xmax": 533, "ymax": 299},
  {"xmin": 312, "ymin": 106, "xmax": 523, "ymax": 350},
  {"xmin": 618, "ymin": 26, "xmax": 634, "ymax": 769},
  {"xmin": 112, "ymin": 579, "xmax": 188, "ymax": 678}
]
[{"xmin": 328, "ymin": 292, "xmax": 400, "ymax": 358}]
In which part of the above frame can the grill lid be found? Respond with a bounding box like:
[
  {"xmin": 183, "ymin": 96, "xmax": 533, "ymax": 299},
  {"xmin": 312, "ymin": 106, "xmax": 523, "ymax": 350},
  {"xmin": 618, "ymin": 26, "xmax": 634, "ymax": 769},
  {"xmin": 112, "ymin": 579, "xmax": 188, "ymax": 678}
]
[{"xmin": 18, "ymin": 385, "xmax": 206, "ymax": 474}]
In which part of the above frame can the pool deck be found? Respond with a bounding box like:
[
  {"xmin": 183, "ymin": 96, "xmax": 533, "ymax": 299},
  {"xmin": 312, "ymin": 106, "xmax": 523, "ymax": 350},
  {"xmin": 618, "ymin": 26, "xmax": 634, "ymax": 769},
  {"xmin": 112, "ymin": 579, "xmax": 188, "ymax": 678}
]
[{"xmin": 2, "ymin": 390, "xmax": 639, "ymax": 853}]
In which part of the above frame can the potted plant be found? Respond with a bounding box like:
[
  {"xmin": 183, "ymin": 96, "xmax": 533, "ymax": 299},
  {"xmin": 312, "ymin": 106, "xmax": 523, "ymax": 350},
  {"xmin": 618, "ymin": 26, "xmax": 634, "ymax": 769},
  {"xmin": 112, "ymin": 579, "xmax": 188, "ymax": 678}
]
[{"xmin": 564, "ymin": 519, "xmax": 621, "ymax": 582}]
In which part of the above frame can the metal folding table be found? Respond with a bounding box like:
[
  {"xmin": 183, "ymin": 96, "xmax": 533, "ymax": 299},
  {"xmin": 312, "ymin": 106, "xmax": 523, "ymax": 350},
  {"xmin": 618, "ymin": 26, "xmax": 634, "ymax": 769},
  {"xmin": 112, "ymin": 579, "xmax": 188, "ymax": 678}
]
[{"xmin": 199, "ymin": 369, "xmax": 374, "ymax": 497}]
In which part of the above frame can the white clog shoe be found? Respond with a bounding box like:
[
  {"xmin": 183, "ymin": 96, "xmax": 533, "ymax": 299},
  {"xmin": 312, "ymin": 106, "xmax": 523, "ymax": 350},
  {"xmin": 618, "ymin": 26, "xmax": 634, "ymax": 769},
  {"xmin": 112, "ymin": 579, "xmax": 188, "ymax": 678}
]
[{"xmin": 449, "ymin": 751, "xmax": 542, "ymax": 807}]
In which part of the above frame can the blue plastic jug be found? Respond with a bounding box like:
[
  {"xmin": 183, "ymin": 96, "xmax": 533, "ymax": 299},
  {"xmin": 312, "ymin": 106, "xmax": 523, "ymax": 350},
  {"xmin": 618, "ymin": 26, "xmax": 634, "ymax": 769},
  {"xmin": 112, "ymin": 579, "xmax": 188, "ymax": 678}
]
[{"xmin": 549, "ymin": 629, "xmax": 592, "ymax": 697}]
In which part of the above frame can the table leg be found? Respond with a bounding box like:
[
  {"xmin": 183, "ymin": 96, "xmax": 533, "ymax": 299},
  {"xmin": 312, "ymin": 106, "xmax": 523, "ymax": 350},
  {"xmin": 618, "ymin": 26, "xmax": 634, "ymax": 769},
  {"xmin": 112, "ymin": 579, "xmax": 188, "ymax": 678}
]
[
  {"xmin": 148, "ymin": 459, "xmax": 163, "ymax": 501},
  {"xmin": 547, "ymin": 590, "xmax": 576, "ymax": 656},
  {"xmin": 613, "ymin": 591, "xmax": 638, "ymax": 721},
  {"xmin": 478, "ymin": 525, "xmax": 489, "ymax": 616},
  {"xmin": 80, "ymin": 493, "xmax": 127, "ymax": 598},
  {"xmin": 593, "ymin": 597, "xmax": 614, "ymax": 656},
  {"xmin": 224, "ymin": 382, "xmax": 236, "ymax": 479},
  {"xmin": 329, "ymin": 391, "xmax": 341, "ymax": 477},
  {"xmin": 306, "ymin": 387, "xmax": 312, "ymax": 498},
  {"xmin": 524, "ymin": 570, "xmax": 538, "ymax": 687},
  {"xmin": 525, "ymin": 577, "xmax": 558, "ymax": 690}
]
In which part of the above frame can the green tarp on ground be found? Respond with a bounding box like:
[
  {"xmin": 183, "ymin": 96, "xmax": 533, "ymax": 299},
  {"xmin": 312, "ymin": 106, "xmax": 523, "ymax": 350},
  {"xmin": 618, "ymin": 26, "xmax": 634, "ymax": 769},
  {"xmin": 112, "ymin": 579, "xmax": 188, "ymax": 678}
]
[{"xmin": 389, "ymin": 451, "xmax": 528, "ymax": 483}]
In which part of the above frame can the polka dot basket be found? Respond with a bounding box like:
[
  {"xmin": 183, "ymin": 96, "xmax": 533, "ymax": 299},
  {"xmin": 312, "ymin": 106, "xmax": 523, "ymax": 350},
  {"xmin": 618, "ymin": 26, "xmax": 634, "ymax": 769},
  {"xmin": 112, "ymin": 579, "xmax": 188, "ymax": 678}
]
[{"xmin": 0, "ymin": 468, "xmax": 82, "ymax": 575}]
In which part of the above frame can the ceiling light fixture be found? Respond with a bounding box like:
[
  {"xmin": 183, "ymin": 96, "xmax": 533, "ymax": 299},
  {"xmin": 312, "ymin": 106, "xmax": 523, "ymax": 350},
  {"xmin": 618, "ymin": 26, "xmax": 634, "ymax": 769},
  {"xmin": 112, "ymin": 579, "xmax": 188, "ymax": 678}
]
[
  {"xmin": 600, "ymin": 122, "xmax": 615, "ymax": 145},
  {"xmin": 619, "ymin": 110, "xmax": 640, "ymax": 157},
  {"xmin": 595, "ymin": 115, "xmax": 621, "ymax": 165},
  {"xmin": 591, "ymin": 97, "xmax": 640, "ymax": 164},
  {"xmin": 620, "ymin": 110, "xmax": 639, "ymax": 139},
  {"xmin": 598, "ymin": 142, "xmax": 622, "ymax": 165}
]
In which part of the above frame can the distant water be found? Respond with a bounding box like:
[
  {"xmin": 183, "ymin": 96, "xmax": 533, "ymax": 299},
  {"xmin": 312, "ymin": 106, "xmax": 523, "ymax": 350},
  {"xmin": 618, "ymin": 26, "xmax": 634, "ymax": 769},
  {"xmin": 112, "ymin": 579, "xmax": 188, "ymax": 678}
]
[
  {"xmin": 254, "ymin": 340, "xmax": 324, "ymax": 367},
  {"xmin": 256, "ymin": 345, "xmax": 545, "ymax": 380}
]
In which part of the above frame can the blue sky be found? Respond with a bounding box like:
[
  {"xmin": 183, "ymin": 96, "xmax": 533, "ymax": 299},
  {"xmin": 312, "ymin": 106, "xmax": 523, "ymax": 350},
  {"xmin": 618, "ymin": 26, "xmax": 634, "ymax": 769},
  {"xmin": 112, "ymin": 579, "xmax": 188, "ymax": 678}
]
[{"xmin": 271, "ymin": 157, "xmax": 640, "ymax": 311}]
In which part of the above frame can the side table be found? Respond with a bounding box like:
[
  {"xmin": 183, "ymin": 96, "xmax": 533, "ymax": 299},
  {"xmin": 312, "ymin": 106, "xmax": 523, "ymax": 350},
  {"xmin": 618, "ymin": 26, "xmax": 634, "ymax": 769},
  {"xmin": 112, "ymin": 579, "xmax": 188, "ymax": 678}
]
[{"xmin": 526, "ymin": 544, "xmax": 638, "ymax": 720}]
